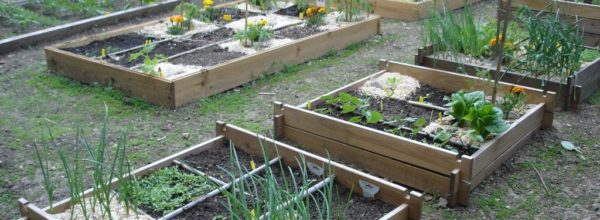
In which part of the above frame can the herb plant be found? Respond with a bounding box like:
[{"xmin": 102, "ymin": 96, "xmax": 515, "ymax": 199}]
[
  {"xmin": 129, "ymin": 43, "xmax": 167, "ymax": 76},
  {"xmin": 234, "ymin": 19, "xmax": 273, "ymax": 47},
  {"xmin": 336, "ymin": 0, "xmax": 371, "ymax": 22},
  {"xmin": 131, "ymin": 166, "xmax": 216, "ymax": 215}
]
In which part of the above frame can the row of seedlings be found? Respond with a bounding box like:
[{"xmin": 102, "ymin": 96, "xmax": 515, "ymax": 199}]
[
  {"xmin": 415, "ymin": 3, "xmax": 600, "ymax": 108},
  {"xmin": 45, "ymin": 0, "xmax": 380, "ymax": 108},
  {"xmin": 18, "ymin": 122, "xmax": 422, "ymax": 220},
  {"xmin": 273, "ymin": 60, "xmax": 555, "ymax": 206}
]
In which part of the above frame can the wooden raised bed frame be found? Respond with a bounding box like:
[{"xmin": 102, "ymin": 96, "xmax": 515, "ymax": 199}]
[
  {"xmin": 273, "ymin": 60, "xmax": 555, "ymax": 206},
  {"xmin": 415, "ymin": 45, "xmax": 600, "ymax": 109},
  {"xmin": 512, "ymin": 0, "xmax": 600, "ymax": 47},
  {"xmin": 18, "ymin": 122, "xmax": 422, "ymax": 220},
  {"xmin": 369, "ymin": 0, "xmax": 480, "ymax": 20},
  {"xmin": 45, "ymin": 14, "xmax": 381, "ymax": 109}
]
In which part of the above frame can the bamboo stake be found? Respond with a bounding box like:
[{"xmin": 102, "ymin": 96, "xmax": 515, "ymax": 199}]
[{"xmin": 492, "ymin": 0, "xmax": 512, "ymax": 104}]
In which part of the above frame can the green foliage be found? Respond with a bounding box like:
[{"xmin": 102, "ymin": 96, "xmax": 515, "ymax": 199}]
[
  {"xmin": 513, "ymin": 7, "xmax": 584, "ymax": 85},
  {"xmin": 234, "ymin": 21, "xmax": 273, "ymax": 46},
  {"xmin": 445, "ymin": 90, "xmax": 485, "ymax": 124},
  {"xmin": 337, "ymin": 0, "xmax": 371, "ymax": 22},
  {"xmin": 411, "ymin": 118, "xmax": 427, "ymax": 136},
  {"xmin": 384, "ymin": 77, "xmax": 400, "ymax": 99},
  {"xmin": 167, "ymin": 24, "xmax": 186, "ymax": 35},
  {"xmin": 129, "ymin": 43, "xmax": 167, "ymax": 76},
  {"xmin": 0, "ymin": 2, "xmax": 60, "ymax": 29},
  {"xmin": 321, "ymin": 92, "xmax": 383, "ymax": 124},
  {"xmin": 33, "ymin": 0, "xmax": 114, "ymax": 17},
  {"xmin": 305, "ymin": 6, "xmax": 327, "ymax": 26},
  {"xmin": 581, "ymin": 49, "xmax": 600, "ymax": 63},
  {"xmin": 175, "ymin": 3, "xmax": 199, "ymax": 27},
  {"xmin": 132, "ymin": 167, "xmax": 215, "ymax": 215},
  {"xmin": 497, "ymin": 89, "xmax": 526, "ymax": 119},
  {"xmin": 446, "ymin": 91, "xmax": 508, "ymax": 141}
]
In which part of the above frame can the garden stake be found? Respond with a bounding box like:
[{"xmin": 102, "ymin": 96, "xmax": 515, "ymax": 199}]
[{"xmin": 492, "ymin": 0, "xmax": 512, "ymax": 104}]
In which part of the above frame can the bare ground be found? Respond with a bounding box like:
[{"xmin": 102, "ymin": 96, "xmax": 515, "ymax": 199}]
[{"xmin": 0, "ymin": 0, "xmax": 599, "ymax": 219}]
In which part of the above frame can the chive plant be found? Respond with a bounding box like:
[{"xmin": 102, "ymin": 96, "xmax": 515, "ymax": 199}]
[
  {"xmin": 35, "ymin": 106, "xmax": 138, "ymax": 219},
  {"xmin": 219, "ymin": 140, "xmax": 349, "ymax": 219}
]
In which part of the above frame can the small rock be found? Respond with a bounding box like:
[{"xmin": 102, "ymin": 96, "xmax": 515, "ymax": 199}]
[
  {"xmin": 436, "ymin": 198, "xmax": 448, "ymax": 208},
  {"xmin": 182, "ymin": 133, "xmax": 190, "ymax": 140}
]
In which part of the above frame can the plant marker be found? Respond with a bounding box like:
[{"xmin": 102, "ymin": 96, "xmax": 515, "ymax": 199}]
[
  {"xmin": 380, "ymin": 100, "xmax": 384, "ymax": 111},
  {"xmin": 251, "ymin": 209, "xmax": 256, "ymax": 220},
  {"xmin": 419, "ymin": 96, "xmax": 424, "ymax": 103},
  {"xmin": 299, "ymin": 12, "xmax": 304, "ymax": 19},
  {"xmin": 100, "ymin": 48, "xmax": 106, "ymax": 61},
  {"xmin": 429, "ymin": 110, "xmax": 434, "ymax": 122},
  {"xmin": 438, "ymin": 112, "xmax": 442, "ymax": 122},
  {"xmin": 250, "ymin": 160, "xmax": 256, "ymax": 170},
  {"xmin": 159, "ymin": 68, "xmax": 164, "ymax": 78},
  {"xmin": 306, "ymin": 100, "xmax": 311, "ymax": 110}
]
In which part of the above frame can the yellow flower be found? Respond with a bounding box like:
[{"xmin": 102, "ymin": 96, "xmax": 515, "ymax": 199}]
[
  {"xmin": 318, "ymin": 7, "xmax": 326, "ymax": 13},
  {"xmin": 257, "ymin": 19, "xmax": 268, "ymax": 26},
  {"xmin": 489, "ymin": 34, "xmax": 503, "ymax": 47},
  {"xmin": 223, "ymin": 14, "xmax": 232, "ymax": 22},
  {"xmin": 306, "ymin": 7, "xmax": 314, "ymax": 17},
  {"xmin": 511, "ymin": 86, "xmax": 525, "ymax": 95},
  {"xmin": 203, "ymin": 0, "xmax": 213, "ymax": 6},
  {"xmin": 169, "ymin": 15, "xmax": 184, "ymax": 24}
]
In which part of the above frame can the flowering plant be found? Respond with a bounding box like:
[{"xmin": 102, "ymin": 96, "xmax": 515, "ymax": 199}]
[
  {"xmin": 305, "ymin": 6, "xmax": 327, "ymax": 26},
  {"xmin": 234, "ymin": 19, "xmax": 273, "ymax": 47}
]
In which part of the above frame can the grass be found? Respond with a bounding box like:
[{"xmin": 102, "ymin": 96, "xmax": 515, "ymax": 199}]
[{"xmin": 0, "ymin": 1, "xmax": 61, "ymax": 30}]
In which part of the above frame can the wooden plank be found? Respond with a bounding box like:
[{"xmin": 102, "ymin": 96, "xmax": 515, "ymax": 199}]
[
  {"xmin": 18, "ymin": 199, "xmax": 56, "ymax": 220},
  {"xmin": 282, "ymin": 124, "xmax": 453, "ymax": 196},
  {"xmin": 379, "ymin": 204, "xmax": 409, "ymax": 220},
  {"xmin": 369, "ymin": 0, "xmax": 481, "ymax": 20},
  {"xmin": 575, "ymin": 57, "xmax": 600, "ymax": 102},
  {"xmin": 513, "ymin": 0, "xmax": 600, "ymax": 20},
  {"xmin": 470, "ymin": 104, "xmax": 544, "ymax": 178},
  {"xmin": 45, "ymin": 47, "xmax": 176, "ymax": 108},
  {"xmin": 0, "ymin": 0, "xmax": 180, "ymax": 54},
  {"xmin": 53, "ymin": 19, "xmax": 161, "ymax": 49},
  {"xmin": 469, "ymin": 125, "xmax": 538, "ymax": 188},
  {"xmin": 279, "ymin": 104, "xmax": 461, "ymax": 175},
  {"xmin": 217, "ymin": 122, "xmax": 422, "ymax": 220},
  {"xmin": 171, "ymin": 16, "xmax": 381, "ymax": 107}
]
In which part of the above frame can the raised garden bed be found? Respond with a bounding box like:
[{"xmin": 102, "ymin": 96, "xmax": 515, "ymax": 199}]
[
  {"xmin": 0, "ymin": 0, "xmax": 184, "ymax": 54},
  {"xmin": 18, "ymin": 122, "xmax": 422, "ymax": 220},
  {"xmin": 369, "ymin": 0, "xmax": 480, "ymax": 20},
  {"xmin": 45, "ymin": 3, "xmax": 381, "ymax": 108},
  {"xmin": 415, "ymin": 45, "xmax": 600, "ymax": 108},
  {"xmin": 512, "ymin": 0, "xmax": 600, "ymax": 47},
  {"xmin": 272, "ymin": 60, "xmax": 556, "ymax": 206}
]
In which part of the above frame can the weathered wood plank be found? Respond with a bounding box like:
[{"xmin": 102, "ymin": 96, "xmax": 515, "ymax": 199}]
[
  {"xmin": 369, "ymin": 0, "xmax": 481, "ymax": 20},
  {"xmin": 282, "ymin": 124, "xmax": 453, "ymax": 196},
  {"xmin": 45, "ymin": 47, "xmax": 175, "ymax": 108},
  {"xmin": 278, "ymin": 104, "xmax": 461, "ymax": 175},
  {"xmin": 379, "ymin": 204, "xmax": 409, "ymax": 220},
  {"xmin": 471, "ymin": 104, "xmax": 544, "ymax": 176},
  {"xmin": 513, "ymin": 0, "xmax": 600, "ymax": 20},
  {"xmin": 216, "ymin": 122, "xmax": 422, "ymax": 220},
  {"xmin": 0, "ymin": 0, "xmax": 181, "ymax": 54}
]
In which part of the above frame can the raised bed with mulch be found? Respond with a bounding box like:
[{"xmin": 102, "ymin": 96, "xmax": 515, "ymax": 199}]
[
  {"xmin": 272, "ymin": 60, "xmax": 556, "ymax": 206},
  {"xmin": 18, "ymin": 122, "xmax": 422, "ymax": 220},
  {"xmin": 44, "ymin": 2, "xmax": 381, "ymax": 108},
  {"xmin": 415, "ymin": 45, "xmax": 600, "ymax": 109}
]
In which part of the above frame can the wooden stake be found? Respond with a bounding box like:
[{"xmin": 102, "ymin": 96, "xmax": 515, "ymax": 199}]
[{"xmin": 492, "ymin": 0, "xmax": 512, "ymax": 104}]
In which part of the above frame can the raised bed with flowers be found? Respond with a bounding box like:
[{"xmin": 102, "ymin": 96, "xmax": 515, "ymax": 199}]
[
  {"xmin": 368, "ymin": 0, "xmax": 480, "ymax": 20},
  {"xmin": 512, "ymin": 0, "xmax": 600, "ymax": 47},
  {"xmin": 415, "ymin": 5, "xmax": 600, "ymax": 108},
  {"xmin": 272, "ymin": 60, "xmax": 555, "ymax": 206},
  {"xmin": 18, "ymin": 121, "xmax": 422, "ymax": 220},
  {"xmin": 45, "ymin": 0, "xmax": 380, "ymax": 108}
]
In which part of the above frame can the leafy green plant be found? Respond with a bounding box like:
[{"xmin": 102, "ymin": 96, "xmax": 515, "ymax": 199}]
[
  {"xmin": 320, "ymin": 92, "xmax": 383, "ymax": 124},
  {"xmin": 336, "ymin": 0, "xmax": 371, "ymax": 22},
  {"xmin": 129, "ymin": 43, "xmax": 167, "ymax": 76},
  {"xmin": 444, "ymin": 90, "xmax": 485, "ymax": 124},
  {"xmin": 411, "ymin": 118, "xmax": 427, "ymax": 136},
  {"xmin": 132, "ymin": 166, "xmax": 215, "ymax": 215},
  {"xmin": 497, "ymin": 87, "xmax": 526, "ymax": 119},
  {"xmin": 234, "ymin": 20, "xmax": 273, "ymax": 47}
]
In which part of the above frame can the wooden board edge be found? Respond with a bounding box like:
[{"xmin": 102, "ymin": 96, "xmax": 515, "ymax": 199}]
[{"xmin": 379, "ymin": 204, "xmax": 409, "ymax": 220}]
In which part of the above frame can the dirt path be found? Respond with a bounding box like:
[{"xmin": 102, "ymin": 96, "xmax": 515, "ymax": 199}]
[{"xmin": 1, "ymin": 0, "xmax": 599, "ymax": 219}]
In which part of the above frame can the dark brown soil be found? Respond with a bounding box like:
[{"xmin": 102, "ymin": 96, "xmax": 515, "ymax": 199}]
[
  {"xmin": 410, "ymin": 84, "xmax": 453, "ymax": 106},
  {"xmin": 173, "ymin": 194, "xmax": 232, "ymax": 219},
  {"xmin": 170, "ymin": 45, "xmax": 245, "ymax": 67},
  {"xmin": 190, "ymin": 27, "xmax": 235, "ymax": 42},
  {"xmin": 180, "ymin": 143, "xmax": 264, "ymax": 182},
  {"xmin": 275, "ymin": 6, "xmax": 305, "ymax": 17},
  {"xmin": 275, "ymin": 25, "xmax": 324, "ymax": 39},
  {"xmin": 309, "ymin": 182, "xmax": 396, "ymax": 219},
  {"xmin": 62, "ymin": 33, "xmax": 157, "ymax": 57},
  {"xmin": 109, "ymin": 39, "xmax": 206, "ymax": 67}
]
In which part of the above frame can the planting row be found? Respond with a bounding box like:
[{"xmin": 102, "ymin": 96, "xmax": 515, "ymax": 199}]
[
  {"xmin": 19, "ymin": 122, "xmax": 421, "ymax": 220},
  {"xmin": 46, "ymin": 0, "xmax": 380, "ymax": 108}
]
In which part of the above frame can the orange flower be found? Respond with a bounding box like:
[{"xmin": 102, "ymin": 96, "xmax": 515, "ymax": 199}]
[
  {"xmin": 306, "ymin": 7, "xmax": 314, "ymax": 17},
  {"xmin": 489, "ymin": 34, "xmax": 503, "ymax": 47},
  {"xmin": 317, "ymin": 7, "xmax": 326, "ymax": 13},
  {"xmin": 169, "ymin": 15, "xmax": 184, "ymax": 24},
  {"xmin": 511, "ymin": 86, "xmax": 524, "ymax": 95}
]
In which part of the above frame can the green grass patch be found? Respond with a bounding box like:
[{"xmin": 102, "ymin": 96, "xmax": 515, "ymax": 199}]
[{"xmin": 0, "ymin": 2, "xmax": 61, "ymax": 29}]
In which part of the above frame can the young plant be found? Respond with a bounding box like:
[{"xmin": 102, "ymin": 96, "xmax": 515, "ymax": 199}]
[
  {"xmin": 305, "ymin": 6, "xmax": 327, "ymax": 26},
  {"xmin": 167, "ymin": 15, "xmax": 185, "ymax": 35},
  {"xmin": 175, "ymin": 2, "xmax": 199, "ymax": 28},
  {"xmin": 384, "ymin": 77, "xmax": 400, "ymax": 99},
  {"xmin": 234, "ymin": 19, "xmax": 273, "ymax": 47},
  {"xmin": 445, "ymin": 90, "xmax": 508, "ymax": 141},
  {"xmin": 513, "ymin": 8, "xmax": 584, "ymax": 91},
  {"xmin": 336, "ymin": 0, "xmax": 370, "ymax": 22},
  {"xmin": 33, "ymin": 131, "xmax": 55, "ymax": 210},
  {"xmin": 497, "ymin": 86, "xmax": 526, "ymax": 119},
  {"xmin": 320, "ymin": 92, "xmax": 383, "ymax": 124},
  {"xmin": 129, "ymin": 43, "xmax": 167, "ymax": 76}
]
